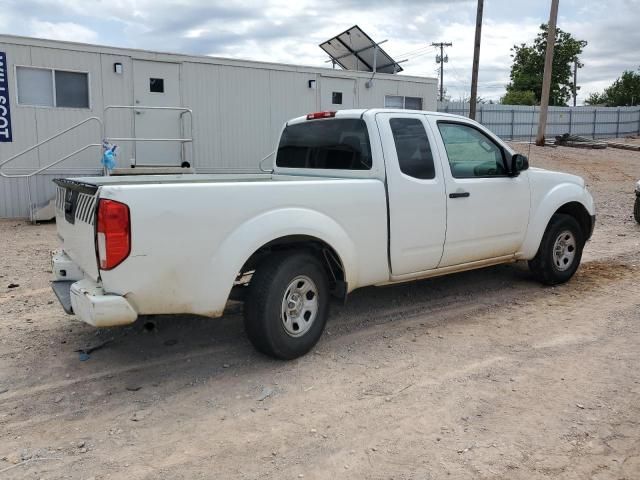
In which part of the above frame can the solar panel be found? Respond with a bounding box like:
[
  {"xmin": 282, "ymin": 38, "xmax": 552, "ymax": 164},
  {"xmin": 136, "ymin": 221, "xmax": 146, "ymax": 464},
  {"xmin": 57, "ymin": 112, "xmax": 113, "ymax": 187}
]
[{"xmin": 319, "ymin": 25, "xmax": 403, "ymax": 74}]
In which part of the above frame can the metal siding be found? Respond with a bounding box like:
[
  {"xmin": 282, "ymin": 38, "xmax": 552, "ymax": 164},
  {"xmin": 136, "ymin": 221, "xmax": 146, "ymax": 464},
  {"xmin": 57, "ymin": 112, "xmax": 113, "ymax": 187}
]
[
  {"xmin": 216, "ymin": 66, "xmax": 272, "ymax": 171},
  {"xmin": 0, "ymin": 43, "xmax": 38, "ymax": 170},
  {"xmin": 180, "ymin": 61, "xmax": 222, "ymax": 170},
  {"xmin": 268, "ymin": 70, "xmax": 318, "ymax": 147},
  {"xmin": 356, "ymin": 78, "xmax": 398, "ymax": 108},
  {"xmin": 396, "ymin": 81, "xmax": 436, "ymax": 111},
  {"xmin": 0, "ymin": 173, "xmax": 103, "ymax": 218}
]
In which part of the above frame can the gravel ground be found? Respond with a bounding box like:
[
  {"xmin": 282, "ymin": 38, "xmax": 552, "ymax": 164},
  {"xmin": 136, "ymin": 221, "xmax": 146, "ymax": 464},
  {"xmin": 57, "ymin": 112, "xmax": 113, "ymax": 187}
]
[{"xmin": 0, "ymin": 142, "xmax": 639, "ymax": 479}]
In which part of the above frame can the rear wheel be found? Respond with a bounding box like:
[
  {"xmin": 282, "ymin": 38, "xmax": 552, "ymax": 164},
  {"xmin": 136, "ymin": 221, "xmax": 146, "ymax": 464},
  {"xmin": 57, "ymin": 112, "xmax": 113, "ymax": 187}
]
[
  {"xmin": 634, "ymin": 196, "xmax": 640, "ymax": 224},
  {"xmin": 529, "ymin": 214, "xmax": 585, "ymax": 285},
  {"xmin": 244, "ymin": 253, "xmax": 329, "ymax": 360}
]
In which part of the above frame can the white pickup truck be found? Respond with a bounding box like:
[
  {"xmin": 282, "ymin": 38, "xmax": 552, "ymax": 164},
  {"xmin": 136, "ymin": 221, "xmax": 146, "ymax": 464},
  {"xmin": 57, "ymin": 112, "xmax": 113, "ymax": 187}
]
[{"xmin": 51, "ymin": 109, "xmax": 595, "ymax": 359}]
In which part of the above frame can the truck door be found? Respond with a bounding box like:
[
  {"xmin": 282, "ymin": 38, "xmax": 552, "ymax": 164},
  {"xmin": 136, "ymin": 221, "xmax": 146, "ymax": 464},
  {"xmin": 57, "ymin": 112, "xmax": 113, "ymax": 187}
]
[
  {"xmin": 429, "ymin": 118, "xmax": 530, "ymax": 267},
  {"xmin": 376, "ymin": 112, "xmax": 447, "ymax": 276}
]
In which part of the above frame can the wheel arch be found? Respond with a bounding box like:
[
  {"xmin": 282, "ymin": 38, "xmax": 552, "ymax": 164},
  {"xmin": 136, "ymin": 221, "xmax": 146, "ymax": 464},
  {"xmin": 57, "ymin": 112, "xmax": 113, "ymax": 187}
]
[
  {"xmin": 554, "ymin": 201, "xmax": 593, "ymax": 240},
  {"xmin": 519, "ymin": 183, "xmax": 595, "ymax": 259},
  {"xmin": 208, "ymin": 208, "xmax": 358, "ymax": 311},
  {"xmin": 237, "ymin": 234, "xmax": 348, "ymax": 299}
]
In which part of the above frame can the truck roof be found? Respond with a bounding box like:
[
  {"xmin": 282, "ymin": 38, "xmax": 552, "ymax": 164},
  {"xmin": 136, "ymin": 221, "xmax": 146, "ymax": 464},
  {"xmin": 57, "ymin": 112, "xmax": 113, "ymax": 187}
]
[{"xmin": 286, "ymin": 109, "xmax": 467, "ymax": 125}]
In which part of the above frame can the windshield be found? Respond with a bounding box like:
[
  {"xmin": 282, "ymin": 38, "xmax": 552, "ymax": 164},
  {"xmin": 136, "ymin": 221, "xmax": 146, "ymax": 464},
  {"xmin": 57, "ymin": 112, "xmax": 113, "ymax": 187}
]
[{"xmin": 276, "ymin": 119, "xmax": 372, "ymax": 170}]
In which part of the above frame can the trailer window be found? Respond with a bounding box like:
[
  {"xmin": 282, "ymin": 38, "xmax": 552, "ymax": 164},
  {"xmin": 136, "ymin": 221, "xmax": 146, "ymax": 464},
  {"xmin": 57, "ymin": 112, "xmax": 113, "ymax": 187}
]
[
  {"xmin": 149, "ymin": 78, "xmax": 164, "ymax": 93},
  {"xmin": 16, "ymin": 67, "xmax": 54, "ymax": 107},
  {"xmin": 55, "ymin": 71, "xmax": 89, "ymax": 108},
  {"xmin": 16, "ymin": 66, "xmax": 89, "ymax": 109},
  {"xmin": 276, "ymin": 119, "xmax": 372, "ymax": 170},
  {"xmin": 384, "ymin": 95, "xmax": 423, "ymax": 110}
]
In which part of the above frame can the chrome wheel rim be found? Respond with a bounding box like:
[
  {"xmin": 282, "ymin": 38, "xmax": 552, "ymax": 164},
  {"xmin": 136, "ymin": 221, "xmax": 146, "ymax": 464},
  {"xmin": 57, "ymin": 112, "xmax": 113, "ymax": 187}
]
[
  {"xmin": 553, "ymin": 230, "xmax": 577, "ymax": 272},
  {"xmin": 280, "ymin": 275, "xmax": 319, "ymax": 337}
]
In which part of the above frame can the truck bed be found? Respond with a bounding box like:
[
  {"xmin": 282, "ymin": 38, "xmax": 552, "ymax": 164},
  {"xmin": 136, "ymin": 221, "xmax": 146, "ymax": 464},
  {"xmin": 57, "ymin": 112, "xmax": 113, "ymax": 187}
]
[{"xmin": 54, "ymin": 173, "xmax": 390, "ymax": 317}]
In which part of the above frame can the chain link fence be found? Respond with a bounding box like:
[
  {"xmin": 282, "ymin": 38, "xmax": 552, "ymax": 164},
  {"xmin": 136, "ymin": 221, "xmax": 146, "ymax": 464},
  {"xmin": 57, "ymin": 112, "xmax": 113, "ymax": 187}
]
[{"xmin": 437, "ymin": 102, "xmax": 640, "ymax": 141}]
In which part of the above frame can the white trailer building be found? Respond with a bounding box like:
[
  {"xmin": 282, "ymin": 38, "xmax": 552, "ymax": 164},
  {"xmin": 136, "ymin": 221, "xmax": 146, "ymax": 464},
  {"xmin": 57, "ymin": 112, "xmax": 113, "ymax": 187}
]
[{"xmin": 0, "ymin": 34, "xmax": 437, "ymax": 218}]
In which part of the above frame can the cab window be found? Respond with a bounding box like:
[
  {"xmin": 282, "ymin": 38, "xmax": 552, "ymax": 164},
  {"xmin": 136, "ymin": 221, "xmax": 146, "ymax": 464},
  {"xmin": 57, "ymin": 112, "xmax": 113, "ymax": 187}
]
[
  {"xmin": 276, "ymin": 119, "xmax": 372, "ymax": 170},
  {"xmin": 437, "ymin": 122, "xmax": 506, "ymax": 178},
  {"xmin": 389, "ymin": 118, "xmax": 435, "ymax": 179}
]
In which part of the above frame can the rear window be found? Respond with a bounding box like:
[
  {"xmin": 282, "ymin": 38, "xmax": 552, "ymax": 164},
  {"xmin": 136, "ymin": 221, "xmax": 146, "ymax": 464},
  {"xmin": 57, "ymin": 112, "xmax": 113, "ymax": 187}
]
[{"xmin": 276, "ymin": 119, "xmax": 372, "ymax": 170}]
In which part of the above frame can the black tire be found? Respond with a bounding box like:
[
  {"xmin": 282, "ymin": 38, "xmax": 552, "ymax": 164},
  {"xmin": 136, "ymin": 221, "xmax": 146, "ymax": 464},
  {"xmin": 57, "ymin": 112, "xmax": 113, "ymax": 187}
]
[
  {"xmin": 634, "ymin": 196, "xmax": 640, "ymax": 224},
  {"xmin": 244, "ymin": 252, "xmax": 329, "ymax": 360},
  {"xmin": 528, "ymin": 213, "xmax": 585, "ymax": 285}
]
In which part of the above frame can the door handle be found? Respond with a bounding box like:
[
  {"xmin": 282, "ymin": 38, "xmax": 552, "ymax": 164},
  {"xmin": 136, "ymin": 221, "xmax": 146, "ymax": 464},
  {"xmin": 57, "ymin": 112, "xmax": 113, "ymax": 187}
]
[{"xmin": 449, "ymin": 191, "xmax": 470, "ymax": 198}]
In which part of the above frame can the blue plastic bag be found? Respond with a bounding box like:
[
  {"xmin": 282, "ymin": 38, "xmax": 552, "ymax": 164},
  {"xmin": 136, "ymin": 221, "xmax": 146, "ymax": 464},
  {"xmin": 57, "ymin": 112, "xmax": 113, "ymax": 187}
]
[{"xmin": 101, "ymin": 141, "xmax": 117, "ymax": 172}]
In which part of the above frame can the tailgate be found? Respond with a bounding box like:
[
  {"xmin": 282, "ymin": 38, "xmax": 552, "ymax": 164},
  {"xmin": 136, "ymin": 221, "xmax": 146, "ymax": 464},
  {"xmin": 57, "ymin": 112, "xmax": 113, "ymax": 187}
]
[{"xmin": 54, "ymin": 179, "xmax": 100, "ymax": 281}]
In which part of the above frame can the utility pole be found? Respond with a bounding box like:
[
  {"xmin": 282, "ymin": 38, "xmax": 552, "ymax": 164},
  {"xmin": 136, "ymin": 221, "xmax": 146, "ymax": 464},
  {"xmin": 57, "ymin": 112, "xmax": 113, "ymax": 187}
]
[
  {"xmin": 469, "ymin": 0, "xmax": 484, "ymax": 120},
  {"xmin": 432, "ymin": 41, "xmax": 452, "ymax": 102},
  {"xmin": 573, "ymin": 57, "xmax": 578, "ymax": 107},
  {"xmin": 572, "ymin": 57, "xmax": 579, "ymax": 107},
  {"xmin": 536, "ymin": 0, "xmax": 560, "ymax": 146}
]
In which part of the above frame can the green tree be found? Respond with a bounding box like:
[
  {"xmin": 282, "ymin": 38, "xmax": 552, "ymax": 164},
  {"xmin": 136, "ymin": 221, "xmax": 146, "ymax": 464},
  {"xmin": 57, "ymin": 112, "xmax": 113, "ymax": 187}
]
[
  {"xmin": 504, "ymin": 24, "xmax": 587, "ymax": 106},
  {"xmin": 584, "ymin": 92, "xmax": 607, "ymax": 105},
  {"xmin": 500, "ymin": 89, "xmax": 537, "ymax": 105},
  {"xmin": 585, "ymin": 70, "xmax": 640, "ymax": 106}
]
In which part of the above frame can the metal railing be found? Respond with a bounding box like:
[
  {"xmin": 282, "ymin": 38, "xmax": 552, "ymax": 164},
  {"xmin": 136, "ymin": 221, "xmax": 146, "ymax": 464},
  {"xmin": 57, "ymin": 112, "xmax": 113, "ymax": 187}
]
[
  {"xmin": 103, "ymin": 105, "xmax": 194, "ymax": 167},
  {"xmin": 0, "ymin": 116, "xmax": 104, "ymax": 178},
  {"xmin": 0, "ymin": 116, "xmax": 104, "ymax": 222},
  {"xmin": 0, "ymin": 105, "xmax": 194, "ymax": 222}
]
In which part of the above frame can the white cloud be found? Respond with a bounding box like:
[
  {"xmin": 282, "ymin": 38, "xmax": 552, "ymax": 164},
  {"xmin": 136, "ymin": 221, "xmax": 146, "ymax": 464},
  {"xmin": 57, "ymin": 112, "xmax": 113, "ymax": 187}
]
[
  {"xmin": 1, "ymin": 0, "xmax": 638, "ymax": 104},
  {"xmin": 29, "ymin": 20, "xmax": 98, "ymax": 43}
]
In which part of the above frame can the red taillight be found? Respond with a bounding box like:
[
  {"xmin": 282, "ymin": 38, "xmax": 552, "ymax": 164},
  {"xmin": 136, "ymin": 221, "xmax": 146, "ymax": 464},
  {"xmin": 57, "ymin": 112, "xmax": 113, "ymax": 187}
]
[
  {"xmin": 97, "ymin": 199, "xmax": 130, "ymax": 270},
  {"xmin": 306, "ymin": 111, "xmax": 336, "ymax": 120}
]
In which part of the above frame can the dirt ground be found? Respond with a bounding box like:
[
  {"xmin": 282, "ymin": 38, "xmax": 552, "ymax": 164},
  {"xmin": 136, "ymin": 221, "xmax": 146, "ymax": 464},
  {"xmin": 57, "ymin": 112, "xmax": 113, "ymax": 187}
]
[{"xmin": 1, "ymin": 141, "xmax": 639, "ymax": 480}]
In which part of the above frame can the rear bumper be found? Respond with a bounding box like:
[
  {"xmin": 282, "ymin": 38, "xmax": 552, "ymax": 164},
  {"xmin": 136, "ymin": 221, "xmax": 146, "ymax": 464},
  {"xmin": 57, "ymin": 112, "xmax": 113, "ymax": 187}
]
[
  {"xmin": 51, "ymin": 279, "xmax": 138, "ymax": 327},
  {"xmin": 588, "ymin": 214, "xmax": 596, "ymax": 240},
  {"xmin": 72, "ymin": 279, "xmax": 138, "ymax": 327},
  {"xmin": 51, "ymin": 250, "xmax": 138, "ymax": 327}
]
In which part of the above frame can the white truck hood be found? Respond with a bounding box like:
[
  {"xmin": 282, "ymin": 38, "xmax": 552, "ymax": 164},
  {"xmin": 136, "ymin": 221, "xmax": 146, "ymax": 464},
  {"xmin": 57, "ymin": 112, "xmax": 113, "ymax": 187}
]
[{"xmin": 527, "ymin": 167, "xmax": 586, "ymax": 189}]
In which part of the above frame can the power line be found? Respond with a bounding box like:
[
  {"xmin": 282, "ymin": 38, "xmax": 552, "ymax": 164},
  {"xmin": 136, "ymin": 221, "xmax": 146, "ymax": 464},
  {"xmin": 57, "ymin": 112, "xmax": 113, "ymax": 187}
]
[
  {"xmin": 396, "ymin": 45, "xmax": 434, "ymax": 58},
  {"xmin": 404, "ymin": 47, "xmax": 437, "ymax": 61},
  {"xmin": 431, "ymin": 42, "xmax": 452, "ymax": 101}
]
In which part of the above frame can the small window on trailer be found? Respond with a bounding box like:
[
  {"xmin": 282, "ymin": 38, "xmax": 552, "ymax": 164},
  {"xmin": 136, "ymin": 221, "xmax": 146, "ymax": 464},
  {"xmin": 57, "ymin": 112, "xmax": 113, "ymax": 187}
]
[
  {"xmin": 149, "ymin": 78, "xmax": 164, "ymax": 93},
  {"xmin": 384, "ymin": 95, "xmax": 423, "ymax": 110},
  {"xmin": 16, "ymin": 66, "xmax": 89, "ymax": 108}
]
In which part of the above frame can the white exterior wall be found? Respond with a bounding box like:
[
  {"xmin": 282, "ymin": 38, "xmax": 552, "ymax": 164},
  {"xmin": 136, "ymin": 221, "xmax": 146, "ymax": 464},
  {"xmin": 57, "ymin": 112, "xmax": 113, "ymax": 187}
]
[{"xmin": 0, "ymin": 35, "xmax": 437, "ymax": 218}]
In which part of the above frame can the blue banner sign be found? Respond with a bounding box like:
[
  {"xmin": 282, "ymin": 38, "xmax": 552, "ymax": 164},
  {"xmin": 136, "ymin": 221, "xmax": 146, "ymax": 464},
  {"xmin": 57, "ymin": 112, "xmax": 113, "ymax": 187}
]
[{"xmin": 0, "ymin": 51, "xmax": 13, "ymax": 142}]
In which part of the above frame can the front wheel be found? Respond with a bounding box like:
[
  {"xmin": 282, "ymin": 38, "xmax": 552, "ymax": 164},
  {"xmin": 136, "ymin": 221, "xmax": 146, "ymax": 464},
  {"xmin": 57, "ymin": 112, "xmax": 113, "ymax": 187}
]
[
  {"xmin": 634, "ymin": 196, "xmax": 640, "ymax": 224},
  {"xmin": 529, "ymin": 214, "xmax": 585, "ymax": 285},
  {"xmin": 244, "ymin": 253, "xmax": 329, "ymax": 360}
]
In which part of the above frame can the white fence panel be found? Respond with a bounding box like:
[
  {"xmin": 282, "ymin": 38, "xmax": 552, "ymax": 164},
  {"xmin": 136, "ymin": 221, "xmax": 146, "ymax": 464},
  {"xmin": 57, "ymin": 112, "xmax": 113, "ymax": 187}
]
[{"xmin": 437, "ymin": 102, "xmax": 640, "ymax": 141}]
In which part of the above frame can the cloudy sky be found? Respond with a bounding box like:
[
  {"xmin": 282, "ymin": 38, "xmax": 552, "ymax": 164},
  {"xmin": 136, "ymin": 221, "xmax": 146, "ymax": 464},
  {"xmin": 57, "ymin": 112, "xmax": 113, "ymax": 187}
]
[{"xmin": 2, "ymin": 0, "xmax": 639, "ymax": 104}]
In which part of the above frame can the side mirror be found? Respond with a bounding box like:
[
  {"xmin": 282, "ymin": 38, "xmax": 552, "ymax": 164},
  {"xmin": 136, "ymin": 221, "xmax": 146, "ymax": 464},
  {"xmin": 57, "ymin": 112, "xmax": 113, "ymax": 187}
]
[{"xmin": 509, "ymin": 153, "xmax": 529, "ymax": 176}]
